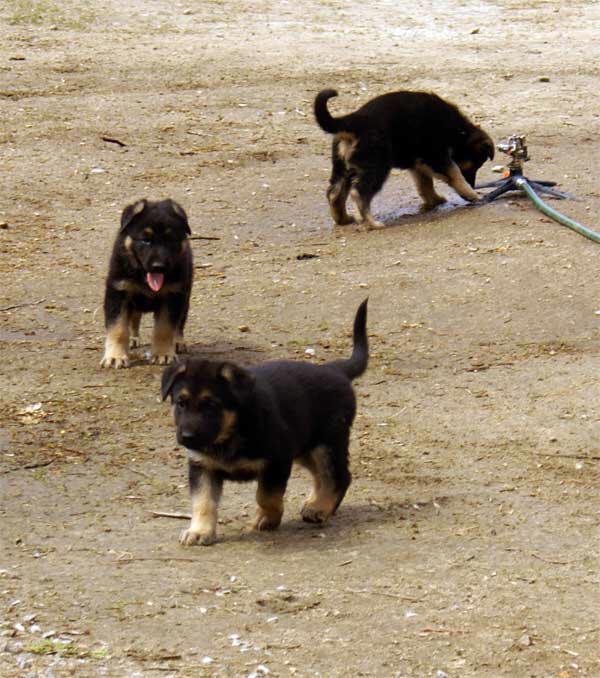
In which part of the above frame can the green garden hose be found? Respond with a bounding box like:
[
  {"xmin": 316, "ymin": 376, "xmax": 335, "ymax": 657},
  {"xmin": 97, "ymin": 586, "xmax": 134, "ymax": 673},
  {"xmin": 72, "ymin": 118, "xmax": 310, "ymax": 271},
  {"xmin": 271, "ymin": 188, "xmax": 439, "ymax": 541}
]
[{"xmin": 515, "ymin": 177, "xmax": 600, "ymax": 244}]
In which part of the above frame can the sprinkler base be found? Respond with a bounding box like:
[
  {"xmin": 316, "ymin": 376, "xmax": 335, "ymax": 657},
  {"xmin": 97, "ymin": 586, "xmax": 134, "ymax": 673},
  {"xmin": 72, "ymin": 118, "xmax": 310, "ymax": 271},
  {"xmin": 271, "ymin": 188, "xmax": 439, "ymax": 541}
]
[{"xmin": 477, "ymin": 170, "xmax": 573, "ymax": 203}]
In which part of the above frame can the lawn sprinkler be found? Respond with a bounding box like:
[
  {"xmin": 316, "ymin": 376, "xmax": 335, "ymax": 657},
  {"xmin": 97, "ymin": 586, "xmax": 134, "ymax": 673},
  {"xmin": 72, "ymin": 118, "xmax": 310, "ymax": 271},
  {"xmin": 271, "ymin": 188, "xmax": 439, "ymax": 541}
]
[
  {"xmin": 477, "ymin": 134, "xmax": 600, "ymax": 244},
  {"xmin": 477, "ymin": 134, "xmax": 572, "ymax": 202}
]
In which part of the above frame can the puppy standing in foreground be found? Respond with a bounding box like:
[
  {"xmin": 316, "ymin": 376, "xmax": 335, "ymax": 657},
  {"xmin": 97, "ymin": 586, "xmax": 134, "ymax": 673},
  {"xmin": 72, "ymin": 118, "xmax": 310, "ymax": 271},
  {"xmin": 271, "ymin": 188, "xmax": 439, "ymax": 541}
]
[
  {"xmin": 161, "ymin": 299, "xmax": 369, "ymax": 546},
  {"xmin": 314, "ymin": 88, "xmax": 495, "ymax": 230},
  {"xmin": 101, "ymin": 199, "xmax": 193, "ymax": 368}
]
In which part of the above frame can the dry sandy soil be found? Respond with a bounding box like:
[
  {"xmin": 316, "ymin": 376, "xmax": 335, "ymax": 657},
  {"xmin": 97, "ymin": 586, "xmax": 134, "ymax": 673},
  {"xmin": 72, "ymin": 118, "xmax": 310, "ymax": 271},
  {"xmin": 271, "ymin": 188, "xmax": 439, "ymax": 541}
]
[{"xmin": 1, "ymin": 1, "xmax": 600, "ymax": 676}]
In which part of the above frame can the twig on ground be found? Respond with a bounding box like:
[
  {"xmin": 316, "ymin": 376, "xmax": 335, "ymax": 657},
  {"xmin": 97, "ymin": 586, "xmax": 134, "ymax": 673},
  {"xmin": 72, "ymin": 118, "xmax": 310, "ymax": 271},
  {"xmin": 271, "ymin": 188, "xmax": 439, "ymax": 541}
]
[
  {"xmin": 189, "ymin": 235, "xmax": 221, "ymax": 241},
  {"xmin": 531, "ymin": 552, "xmax": 582, "ymax": 565},
  {"xmin": 101, "ymin": 135, "xmax": 127, "ymax": 147},
  {"xmin": 531, "ymin": 452, "xmax": 600, "ymax": 461},
  {"xmin": 0, "ymin": 298, "xmax": 46, "ymax": 312},
  {"xmin": 116, "ymin": 556, "xmax": 199, "ymax": 564},
  {"xmin": 2, "ymin": 458, "xmax": 56, "ymax": 474},
  {"xmin": 420, "ymin": 627, "xmax": 465, "ymax": 634},
  {"xmin": 149, "ymin": 510, "xmax": 192, "ymax": 520},
  {"xmin": 345, "ymin": 587, "xmax": 423, "ymax": 602},
  {"xmin": 130, "ymin": 467, "xmax": 153, "ymax": 479}
]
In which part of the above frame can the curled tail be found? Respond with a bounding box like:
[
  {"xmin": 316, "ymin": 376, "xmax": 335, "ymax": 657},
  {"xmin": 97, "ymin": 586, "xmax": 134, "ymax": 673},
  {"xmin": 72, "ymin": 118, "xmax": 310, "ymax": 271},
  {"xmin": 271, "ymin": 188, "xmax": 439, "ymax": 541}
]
[
  {"xmin": 314, "ymin": 89, "xmax": 344, "ymax": 134},
  {"xmin": 327, "ymin": 298, "xmax": 369, "ymax": 380}
]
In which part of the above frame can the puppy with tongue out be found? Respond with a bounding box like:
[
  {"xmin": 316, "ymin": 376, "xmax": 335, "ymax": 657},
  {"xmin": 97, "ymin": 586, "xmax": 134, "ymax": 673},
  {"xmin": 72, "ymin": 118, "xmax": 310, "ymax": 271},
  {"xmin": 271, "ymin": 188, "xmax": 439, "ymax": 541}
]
[{"xmin": 101, "ymin": 198, "xmax": 194, "ymax": 368}]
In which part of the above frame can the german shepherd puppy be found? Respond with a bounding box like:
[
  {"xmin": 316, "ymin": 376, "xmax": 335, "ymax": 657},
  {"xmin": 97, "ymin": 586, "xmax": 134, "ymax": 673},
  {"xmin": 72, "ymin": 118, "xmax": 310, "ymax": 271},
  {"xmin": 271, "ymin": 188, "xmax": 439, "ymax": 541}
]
[
  {"xmin": 161, "ymin": 299, "xmax": 369, "ymax": 546},
  {"xmin": 101, "ymin": 199, "xmax": 193, "ymax": 368},
  {"xmin": 314, "ymin": 89, "xmax": 495, "ymax": 230}
]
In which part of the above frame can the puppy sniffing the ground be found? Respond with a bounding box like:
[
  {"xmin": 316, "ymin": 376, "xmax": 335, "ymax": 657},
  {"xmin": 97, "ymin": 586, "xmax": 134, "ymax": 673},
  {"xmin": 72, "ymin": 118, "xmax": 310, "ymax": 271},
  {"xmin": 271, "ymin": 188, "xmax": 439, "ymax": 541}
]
[
  {"xmin": 161, "ymin": 299, "xmax": 369, "ymax": 546},
  {"xmin": 101, "ymin": 199, "xmax": 193, "ymax": 368},
  {"xmin": 314, "ymin": 88, "xmax": 494, "ymax": 230}
]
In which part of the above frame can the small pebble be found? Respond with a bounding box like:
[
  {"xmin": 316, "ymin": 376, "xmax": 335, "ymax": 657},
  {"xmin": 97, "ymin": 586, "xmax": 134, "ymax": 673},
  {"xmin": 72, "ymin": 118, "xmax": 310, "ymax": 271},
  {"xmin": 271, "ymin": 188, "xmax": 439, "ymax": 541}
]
[
  {"xmin": 519, "ymin": 633, "xmax": 532, "ymax": 647},
  {"xmin": 538, "ymin": 76, "xmax": 550, "ymax": 82},
  {"xmin": 238, "ymin": 325, "xmax": 250, "ymax": 333}
]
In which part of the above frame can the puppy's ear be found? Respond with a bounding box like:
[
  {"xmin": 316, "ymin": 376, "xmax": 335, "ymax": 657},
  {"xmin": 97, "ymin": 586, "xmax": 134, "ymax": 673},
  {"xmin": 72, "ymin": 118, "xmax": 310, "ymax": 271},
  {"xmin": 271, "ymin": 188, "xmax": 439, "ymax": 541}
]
[
  {"xmin": 167, "ymin": 199, "xmax": 191, "ymax": 235},
  {"xmin": 219, "ymin": 362, "xmax": 255, "ymax": 402},
  {"xmin": 120, "ymin": 199, "xmax": 147, "ymax": 233},
  {"xmin": 483, "ymin": 138, "xmax": 495, "ymax": 161},
  {"xmin": 161, "ymin": 361, "xmax": 187, "ymax": 401}
]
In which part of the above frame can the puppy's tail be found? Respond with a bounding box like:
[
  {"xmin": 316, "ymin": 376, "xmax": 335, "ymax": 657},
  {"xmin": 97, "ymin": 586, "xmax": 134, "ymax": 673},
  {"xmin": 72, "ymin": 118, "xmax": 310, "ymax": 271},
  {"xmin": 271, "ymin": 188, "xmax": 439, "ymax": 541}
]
[
  {"xmin": 314, "ymin": 89, "xmax": 350, "ymax": 134},
  {"xmin": 327, "ymin": 298, "xmax": 369, "ymax": 381}
]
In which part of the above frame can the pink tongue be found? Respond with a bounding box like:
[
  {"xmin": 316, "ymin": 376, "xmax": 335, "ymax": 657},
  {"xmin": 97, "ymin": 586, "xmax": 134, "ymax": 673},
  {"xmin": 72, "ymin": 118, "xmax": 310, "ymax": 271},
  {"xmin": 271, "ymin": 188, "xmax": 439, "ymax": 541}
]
[{"xmin": 146, "ymin": 272, "xmax": 164, "ymax": 292}]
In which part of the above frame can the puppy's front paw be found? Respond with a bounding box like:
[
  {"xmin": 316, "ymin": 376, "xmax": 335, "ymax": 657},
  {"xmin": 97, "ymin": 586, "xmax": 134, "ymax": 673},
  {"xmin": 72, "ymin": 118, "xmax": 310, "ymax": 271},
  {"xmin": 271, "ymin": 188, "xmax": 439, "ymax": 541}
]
[
  {"xmin": 469, "ymin": 194, "xmax": 488, "ymax": 205},
  {"xmin": 333, "ymin": 214, "xmax": 356, "ymax": 226},
  {"xmin": 175, "ymin": 340, "xmax": 187, "ymax": 354},
  {"xmin": 251, "ymin": 515, "xmax": 281, "ymax": 531},
  {"xmin": 301, "ymin": 504, "xmax": 329, "ymax": 524},
  {"xmin": 151, "ymin": 352, "xmax": 177, "ymax": 366},
  {"xmin": 100, "ymin": 351, "xmax": 129, "ymax": 369},
  {"xmin": 179, "ymin": 528, "xmax": 216, "ymax": 546},
  {"xmin": 361, "ymin": 219, "xmax": 385, "ymax": 232},
  {"xmin": 421, "ymin": 195, "xmax": 447, "ymax": 211}
]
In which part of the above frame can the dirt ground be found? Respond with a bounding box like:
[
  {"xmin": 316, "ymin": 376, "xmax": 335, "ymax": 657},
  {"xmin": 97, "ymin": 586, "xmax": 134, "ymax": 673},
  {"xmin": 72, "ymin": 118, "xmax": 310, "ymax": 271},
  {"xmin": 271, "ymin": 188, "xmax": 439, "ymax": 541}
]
[{"xmin": 2, "ymin": 1, "xmax": 600, "ymax": 676}]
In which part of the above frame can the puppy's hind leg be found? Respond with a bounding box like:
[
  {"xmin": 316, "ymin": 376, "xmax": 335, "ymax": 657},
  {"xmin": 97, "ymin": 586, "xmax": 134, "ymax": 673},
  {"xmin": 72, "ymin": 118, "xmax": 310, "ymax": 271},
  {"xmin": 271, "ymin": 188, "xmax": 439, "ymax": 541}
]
[
  {"xmin": 349, "ymin": 161, "xmax": 390, "ymax": 231},
  {"xmin": 175, "ymin": 299, "xmax": 190, "ymax": 354},
  {"xmin": 300, "ymin": 440, "xmax": 351, "ymax": 523},
  {"xmin": 252, "ymin": 461, "xmax": 291, "ymax": 531},
  {"xmin": 129, "ymin": 311, "xmax": 142, "ymax": 349},
  {"xmin": 349, "ymin": 183, "xmax": 384, "ymax": 231},
  {"xmin": 327, "ymin": 147, "xmax": 354, "ymax": 226},
  {"xmin": 409, "ymin": 168, "xmax": 447, "ymax": 210},
  {"xmin": 151, "ymin": 305, "xmax": 177, "ymax": 365},
  {"xmin": 151, "ymin": 293, "xmax": 189, "ymax": 364}
]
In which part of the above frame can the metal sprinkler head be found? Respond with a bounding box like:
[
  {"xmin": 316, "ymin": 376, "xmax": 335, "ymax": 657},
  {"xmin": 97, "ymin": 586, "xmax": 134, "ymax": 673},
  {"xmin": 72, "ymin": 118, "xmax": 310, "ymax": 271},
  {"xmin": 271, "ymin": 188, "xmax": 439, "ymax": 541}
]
[{"xmin": 497, "ymin": 134, "xmax": 530, "ymax": 172}]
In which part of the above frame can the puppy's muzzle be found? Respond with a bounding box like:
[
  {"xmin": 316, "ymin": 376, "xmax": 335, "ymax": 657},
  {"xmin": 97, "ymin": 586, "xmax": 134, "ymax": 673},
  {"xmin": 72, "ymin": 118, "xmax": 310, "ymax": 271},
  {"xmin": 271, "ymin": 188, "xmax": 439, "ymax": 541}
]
[{"xmin": 177, "ymin": 429, "xmax": 197, "ymax": 447}]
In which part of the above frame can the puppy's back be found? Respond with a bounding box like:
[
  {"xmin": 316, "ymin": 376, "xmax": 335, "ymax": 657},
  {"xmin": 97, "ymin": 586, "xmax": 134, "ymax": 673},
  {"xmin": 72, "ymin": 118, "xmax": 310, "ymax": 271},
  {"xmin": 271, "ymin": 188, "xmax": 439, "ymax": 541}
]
[{"xmin": 252, "ymin": 361, "xmax": 357, "ymax": 446}]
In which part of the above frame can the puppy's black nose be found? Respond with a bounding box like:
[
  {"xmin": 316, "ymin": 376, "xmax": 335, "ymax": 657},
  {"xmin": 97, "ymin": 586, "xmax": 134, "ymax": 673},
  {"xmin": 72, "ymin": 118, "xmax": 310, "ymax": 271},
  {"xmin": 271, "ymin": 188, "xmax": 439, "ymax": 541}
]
[
  {"xmin": 178, "ymin": 430, "xmax": 195, "ymax": 444},
  {"xmin": 150, "ymin": 262, "xmax": 166, "ymax": 272}
]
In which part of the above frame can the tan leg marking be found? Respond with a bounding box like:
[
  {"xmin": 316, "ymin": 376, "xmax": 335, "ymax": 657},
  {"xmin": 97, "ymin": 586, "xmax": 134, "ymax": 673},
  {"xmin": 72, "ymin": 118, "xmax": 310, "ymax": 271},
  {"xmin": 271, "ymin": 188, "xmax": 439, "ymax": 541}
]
[
  {"xmin": 129, "ymin": 311, "xmax": 142, "ymax": 348},
  {"xmin": 409, "ymin": 169, "xmax": 447, "ymax": 210},
  {"xmin": 327, "ymin": 181, "xmax": 354, "ymax": 225},
  {"xmin": 350, "ymin": 187, "xmax": 383, "ymax": 231},
  {"xmin": 100, "ymin": 313, "xmax": 130, "ymax": 368},
  {"xmin": 151, "ymin": 306, "xmax": 177, "ymax": 365},
  {"xmin": 252, "ymin": 483, "xmax": 284, "ymax": 531},
  {"xmin": 175, "ymin": 330, "xmax": 186, "ymax": 354},
  {"xmin": 444, "ymin": 162, "xmax": 480, "ymax": 202},
  {"xmin": 300, "ymin": 447, "xmax": 339, "ymax": 523},
  {"xmin": 180, "ymin": 473, "xmax": 221, "ymax": 546}
]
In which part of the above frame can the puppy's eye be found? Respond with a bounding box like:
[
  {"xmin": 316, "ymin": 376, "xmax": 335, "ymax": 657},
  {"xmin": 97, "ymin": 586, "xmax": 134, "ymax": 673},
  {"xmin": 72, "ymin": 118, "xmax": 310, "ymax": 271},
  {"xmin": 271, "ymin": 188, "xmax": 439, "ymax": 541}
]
[
  {"xmin": 200, "ymin": 398, "xmax": 220, "ymax": 412},
  {"xmin": 175, "ymin": 397, "xmax": 188, "ymax": 409},
  {"xmin": 138, "ymin": 238, "xmax": 151, "ymax": 246}
]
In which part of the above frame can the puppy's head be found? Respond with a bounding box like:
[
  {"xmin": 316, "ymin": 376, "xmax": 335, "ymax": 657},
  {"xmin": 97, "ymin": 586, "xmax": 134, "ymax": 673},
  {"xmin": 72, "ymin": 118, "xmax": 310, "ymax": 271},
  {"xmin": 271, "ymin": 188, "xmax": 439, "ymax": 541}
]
[
  {"xmin": 119, "ymin": 198, "xmax": 191, "ymax": 292},
  {"xmin": 161, "ymin": 358, "xmax": 255, "ymax": 454},
  {"xmin": 455, "ymin": 128, "xmax": 495, "ymax": 188}
]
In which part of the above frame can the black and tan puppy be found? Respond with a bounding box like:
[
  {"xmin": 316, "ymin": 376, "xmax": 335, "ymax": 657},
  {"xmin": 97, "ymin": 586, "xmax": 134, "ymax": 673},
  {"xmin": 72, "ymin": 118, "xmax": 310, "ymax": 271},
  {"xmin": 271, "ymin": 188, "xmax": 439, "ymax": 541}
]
[
  {"xmin": 314, "ymin": 88, "xmax": 495, "ymax": 230},
  {"xmin": 101, "ymin": 198, "xmax": 193, "ymax": 368},
  {"xmin": 161, "ymin": 299, "xmax": 369, "ymax": 546}
]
